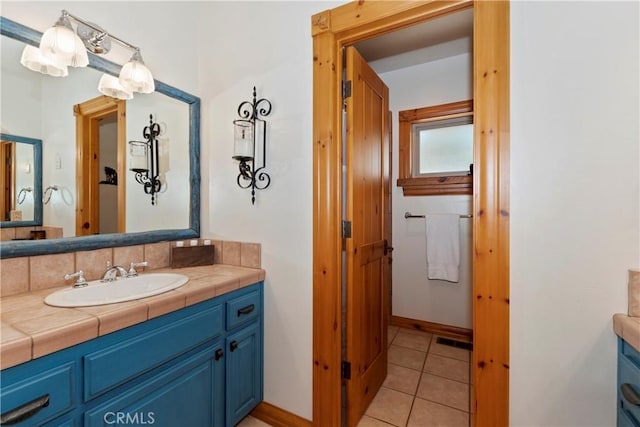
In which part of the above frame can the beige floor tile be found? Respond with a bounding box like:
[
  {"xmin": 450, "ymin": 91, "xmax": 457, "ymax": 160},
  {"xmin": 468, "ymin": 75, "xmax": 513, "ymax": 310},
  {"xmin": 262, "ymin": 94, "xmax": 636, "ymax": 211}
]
[
  {"xmin": 407, "ymin": 398, "xmax": 469, "ymax": 427},
  {"xmin": 388, "ymin": 345, "xmax": 426, "ymax": 371},
  {"xmin": 364, "ymin": 387, "xmax": 413, "ymax": 427},
  {"xmin": 236, "ymin": 415, "xmax": 272, "ymax": 426},
  {"xmin": 392, "ymin": 330, "xmax": 431, "ymax": 352},
  {"xmin": 417, "ymin": 373, "xmax": 469, "ymax": 412},
  {"xmin": 388, "ymin": 325, "xmax": 399, "ymax": 346},
  {"xmin": 429, "ymin": 336, "xmax": 471, "ymax": 361},
  {"xmin": 383, "ymin": 363, "xmax": 421, "ymax": 395},
  {"xmin": 424, "ymin": 353, "xmax": 470, "ymax": 383},
  {"xmin": 357, "ymin": 415, "xmax": 396, "ymax": 426}
]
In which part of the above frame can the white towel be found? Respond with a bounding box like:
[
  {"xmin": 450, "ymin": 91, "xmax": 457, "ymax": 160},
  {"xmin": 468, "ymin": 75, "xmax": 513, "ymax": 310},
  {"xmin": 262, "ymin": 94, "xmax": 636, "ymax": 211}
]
[{"xmin": 425, "ymin": 214, "xmax": 460, "ymax": 283}]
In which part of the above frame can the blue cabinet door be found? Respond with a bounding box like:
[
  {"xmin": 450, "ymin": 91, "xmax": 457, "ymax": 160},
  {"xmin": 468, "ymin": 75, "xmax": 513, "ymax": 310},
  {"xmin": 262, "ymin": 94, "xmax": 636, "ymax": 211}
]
[
  {"xmin": 225, "ymin": 322, "xmax": 262, "ymax": 426},
  {"xmin": 84, "ymin": 344, "xmax": 224, "ymax": 427}
]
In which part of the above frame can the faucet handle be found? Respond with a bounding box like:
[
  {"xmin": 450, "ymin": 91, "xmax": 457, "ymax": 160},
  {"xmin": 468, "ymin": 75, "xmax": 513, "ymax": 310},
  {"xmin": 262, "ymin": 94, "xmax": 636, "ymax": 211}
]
[
  {"xmin": 128, "ymin": 261, "xmax": 148, "ymax": 277},
  {"xmin": 64, "ymin": 270, "xmax": 88, "ymax": 288}
]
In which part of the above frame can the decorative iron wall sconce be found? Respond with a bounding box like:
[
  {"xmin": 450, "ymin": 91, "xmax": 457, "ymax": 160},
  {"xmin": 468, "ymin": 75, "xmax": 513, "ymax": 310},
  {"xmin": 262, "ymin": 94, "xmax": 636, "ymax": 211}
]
[
  {"xmin": 129, "ymin": 114, "xmax": 161, "ymax": 205},
  {"xmin": 232, "ymin": 87, "xmax": 272, "ymax": 205}
]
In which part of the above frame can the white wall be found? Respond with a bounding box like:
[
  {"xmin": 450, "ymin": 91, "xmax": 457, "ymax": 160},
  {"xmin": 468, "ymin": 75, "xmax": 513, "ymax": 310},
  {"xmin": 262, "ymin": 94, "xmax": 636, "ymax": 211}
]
[
  {"xmin": 379, "ymin": 53, "xmax": 474, "ymax": 329},
  {"xmin": 196, "ymin": 2, "xmax": 342, "ymax": 418},
  {"xmin": 510, "ymin": 1, "xmax": 639, "ymax": 426},
  {"xmin": 98, "ymin": 120, "xmax": 118, "ymax": 234}
]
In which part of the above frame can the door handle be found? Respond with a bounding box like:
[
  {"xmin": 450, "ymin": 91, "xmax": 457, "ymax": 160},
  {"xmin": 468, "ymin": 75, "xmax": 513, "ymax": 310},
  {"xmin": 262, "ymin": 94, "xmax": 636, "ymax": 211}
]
[
  {"xmin": 83, "ymin": 222, "xmax": 90, "ymax": 229},
  {"xmin": 0, "ymin": 394, "xmax": 50, "ymax": 425},
  {"xmin": 230, "ymin": 341, "xmax": 238, "ymax": 352},
  {"xmin": 237, "ymin": 304, "xmax": 255, "ymax": 316},
  {"xmin": 621, "ymin": 383, "xmax": 640, "ymax": 407},
  {"xmin": 215, "ymin": 348, "xmax": 224, "ymax": 361}
]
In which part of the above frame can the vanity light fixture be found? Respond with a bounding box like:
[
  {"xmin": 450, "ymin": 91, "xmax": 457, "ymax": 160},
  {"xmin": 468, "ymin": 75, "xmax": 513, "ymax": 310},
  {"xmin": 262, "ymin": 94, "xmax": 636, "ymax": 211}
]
[
  {"xmin": 20, "ymin": 10, "xmax": 154, "ymax": 99},
  {"xmin": 232, "ymin": 87, "xmax": 272, "ymax": 205},
  {"xmin": 129, "ymin": 115, "xmax": 162, "ymax": 205}
]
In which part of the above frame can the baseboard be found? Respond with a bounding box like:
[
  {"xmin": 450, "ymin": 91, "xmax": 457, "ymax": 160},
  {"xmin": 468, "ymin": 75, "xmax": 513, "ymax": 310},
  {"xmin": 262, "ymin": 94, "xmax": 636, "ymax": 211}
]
[
  {"xmin": 391, "ymin": 315, "xmax": 472, "ymax": 342},
  {"xmin": 251, "ymin": 401, "xmax": 312, "ymax": 427}
]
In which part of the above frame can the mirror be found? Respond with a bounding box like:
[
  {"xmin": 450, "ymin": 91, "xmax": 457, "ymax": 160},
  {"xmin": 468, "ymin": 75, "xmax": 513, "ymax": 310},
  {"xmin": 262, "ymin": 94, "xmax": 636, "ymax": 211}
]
[
  {"xmin": 0, "ymin": 17, "xmax": 200, "ymax": 258},
  {"xmin": 0, "ymin": 133, "xmax": 43, "ymax": 227}
]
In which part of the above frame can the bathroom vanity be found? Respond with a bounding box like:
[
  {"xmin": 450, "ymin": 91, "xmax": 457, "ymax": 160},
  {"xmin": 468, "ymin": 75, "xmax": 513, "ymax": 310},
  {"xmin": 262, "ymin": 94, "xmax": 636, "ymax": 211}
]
[{"xmin": 0, "ymin": 267, "xmax": 263, "ymax": 427}]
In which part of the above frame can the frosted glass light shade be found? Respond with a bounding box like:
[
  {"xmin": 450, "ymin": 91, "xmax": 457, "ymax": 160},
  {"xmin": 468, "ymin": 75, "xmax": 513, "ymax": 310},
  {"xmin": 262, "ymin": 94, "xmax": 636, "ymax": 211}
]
[
  {"xmin": 98, "ymin": 74, "xmax": 133, "ymax": 100},
  {"xmin": 39, "ymin": 14, "xmax": 88, "ymax": 68},
  {"xmin": 20, "ymin": 45, "xmax": 68, "ymax": 77},
  {"xmin": 119, "ymin": 50, "xmax": 154, "ymax": 94},
  {"xmin": 39, "ymin": 20, "xmax": 76, "ymax": 58}
]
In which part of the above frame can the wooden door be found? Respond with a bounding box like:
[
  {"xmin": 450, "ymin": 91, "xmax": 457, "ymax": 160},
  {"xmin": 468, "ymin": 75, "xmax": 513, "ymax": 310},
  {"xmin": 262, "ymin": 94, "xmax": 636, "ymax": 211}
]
[{"xmin": 344, "ymin": 46, "xmax": 390, "ymax": 427}]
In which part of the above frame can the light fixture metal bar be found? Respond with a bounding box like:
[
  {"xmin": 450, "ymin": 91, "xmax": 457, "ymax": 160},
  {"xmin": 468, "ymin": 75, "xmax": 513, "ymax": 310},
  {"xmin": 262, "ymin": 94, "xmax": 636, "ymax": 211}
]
[{"xmin": 62, "ymin": 9, "xmax": 140, "ymax": 53}]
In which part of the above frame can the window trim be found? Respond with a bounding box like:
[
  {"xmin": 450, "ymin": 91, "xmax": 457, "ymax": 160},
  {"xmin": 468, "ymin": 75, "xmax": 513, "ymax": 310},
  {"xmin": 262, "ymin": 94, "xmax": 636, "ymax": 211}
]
[{"xmin": 397, "ymin": 99, "xmax": 473, "ymax": 196}]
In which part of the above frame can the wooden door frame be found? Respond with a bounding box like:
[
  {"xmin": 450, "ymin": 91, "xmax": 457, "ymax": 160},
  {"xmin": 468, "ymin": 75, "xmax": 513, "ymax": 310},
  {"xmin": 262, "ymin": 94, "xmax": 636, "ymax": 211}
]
[
  {"xmin": 311, "ymin": 1, "xmax": 510, "ymax": 426},
  {"xmin": 74, "ymin": 95, "xmax": 126, "ymax": 235},
  {"xmin": 0, "ymin": 141, "xmax": 15, "ymax": 220}
]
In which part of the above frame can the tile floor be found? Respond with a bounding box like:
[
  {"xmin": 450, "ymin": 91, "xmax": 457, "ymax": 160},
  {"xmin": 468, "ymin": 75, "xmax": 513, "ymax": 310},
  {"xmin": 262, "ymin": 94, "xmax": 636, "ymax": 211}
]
[
  {"xmin": 237, "ymin": 325, "xmax": 472, "ymax": 427},
  {"xmin": 359, "ymin": 325, "xmax": 472, "ymax": 427}
]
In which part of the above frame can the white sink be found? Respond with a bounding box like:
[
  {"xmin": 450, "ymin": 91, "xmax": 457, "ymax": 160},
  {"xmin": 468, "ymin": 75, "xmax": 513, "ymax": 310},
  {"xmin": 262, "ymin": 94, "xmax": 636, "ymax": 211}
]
[{"xmin": 45, "ymin": 273, "xmax": 189, "ymax": 307}]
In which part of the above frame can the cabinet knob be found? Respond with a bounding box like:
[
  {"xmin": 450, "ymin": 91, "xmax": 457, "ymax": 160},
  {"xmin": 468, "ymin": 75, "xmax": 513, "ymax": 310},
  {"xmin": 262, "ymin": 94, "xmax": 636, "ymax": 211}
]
[
  {"xmin": 230, "ymin": 341, "xmax": 239, "ymax": 352},
  {"xmin": 215, "ymin": 348, "xmax": 224, "ymax": 361}
]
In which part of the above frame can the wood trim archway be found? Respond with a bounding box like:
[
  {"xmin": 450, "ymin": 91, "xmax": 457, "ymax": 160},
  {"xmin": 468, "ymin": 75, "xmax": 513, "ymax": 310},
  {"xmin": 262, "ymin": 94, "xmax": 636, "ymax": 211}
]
[{"xmin": 311, "ymin": 1, "xmax": 510, "ymax": 426}]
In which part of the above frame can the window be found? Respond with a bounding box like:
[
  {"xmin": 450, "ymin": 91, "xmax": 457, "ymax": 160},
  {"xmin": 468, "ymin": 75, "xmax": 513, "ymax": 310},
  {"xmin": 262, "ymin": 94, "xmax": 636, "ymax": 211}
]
[{"xmin": 397, "ymin": 100, "xmax": 473, "ymax": 196}]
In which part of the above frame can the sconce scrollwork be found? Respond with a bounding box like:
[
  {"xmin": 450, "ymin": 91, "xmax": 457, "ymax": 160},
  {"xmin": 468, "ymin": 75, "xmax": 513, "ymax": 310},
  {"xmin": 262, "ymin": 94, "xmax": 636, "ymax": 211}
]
[
  {"xmin": 129, "ymin": 114, "xmax": 162, "ymax": 205},
  {"xmin": 232, "ymin": 87, "xmax": 272, "ymax": 205}
]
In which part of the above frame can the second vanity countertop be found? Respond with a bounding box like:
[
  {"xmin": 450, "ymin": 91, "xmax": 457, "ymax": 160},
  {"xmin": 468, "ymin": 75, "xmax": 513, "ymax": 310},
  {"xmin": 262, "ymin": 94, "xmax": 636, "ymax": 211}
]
[
  {"xmin": 613, "ymin": 313, "xmax": 640, "ymax": 352},
  {"xmin": 0, "ymin": 264, "xmax": 265, "ymax": 370}
]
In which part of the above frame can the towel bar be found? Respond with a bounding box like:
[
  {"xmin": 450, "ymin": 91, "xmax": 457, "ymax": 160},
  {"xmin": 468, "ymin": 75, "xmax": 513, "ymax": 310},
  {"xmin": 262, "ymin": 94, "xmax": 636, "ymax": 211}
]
[{"xmin": 404, "ymin": 211, "xmax": 473, "ymax": 219}]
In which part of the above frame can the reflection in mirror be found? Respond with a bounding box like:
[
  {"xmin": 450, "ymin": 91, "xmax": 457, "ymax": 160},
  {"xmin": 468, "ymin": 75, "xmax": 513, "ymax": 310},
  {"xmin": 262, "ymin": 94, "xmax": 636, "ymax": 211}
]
[
  {"xmin": 0, "ymin": 17, "xmax": 200, "ymax": 258},
  {"xmin": 0, "ymin": 133, "xmax": 43, "ymax": 227}
]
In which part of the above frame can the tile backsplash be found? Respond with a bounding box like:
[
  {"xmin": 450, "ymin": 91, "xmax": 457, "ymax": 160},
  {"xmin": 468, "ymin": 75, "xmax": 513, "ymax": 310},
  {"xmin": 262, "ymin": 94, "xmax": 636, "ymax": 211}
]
[{"xmin": 0, "ymin": 239, "xmax": 261, "ymax": 297}]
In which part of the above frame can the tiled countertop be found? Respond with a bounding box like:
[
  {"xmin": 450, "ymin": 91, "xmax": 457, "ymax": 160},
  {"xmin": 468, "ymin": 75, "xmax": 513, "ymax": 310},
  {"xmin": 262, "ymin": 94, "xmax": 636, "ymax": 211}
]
[
  {"xmin": 0, "ymin": 264, "xmax": 265, "ymax": 370},
  {"xmin": 613, "ymin": 313, "xmax": 640, "ymax": 352}
]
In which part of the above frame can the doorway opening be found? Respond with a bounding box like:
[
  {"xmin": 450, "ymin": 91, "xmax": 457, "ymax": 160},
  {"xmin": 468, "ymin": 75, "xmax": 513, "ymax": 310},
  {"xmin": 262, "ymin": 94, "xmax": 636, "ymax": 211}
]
[
  {"xmin": 312, "ymin": 2, "xmax": 510, "ymax": 426},
  {"xmin": 74, "ymin": 95, "xmax": 126, "ymax": 236}
]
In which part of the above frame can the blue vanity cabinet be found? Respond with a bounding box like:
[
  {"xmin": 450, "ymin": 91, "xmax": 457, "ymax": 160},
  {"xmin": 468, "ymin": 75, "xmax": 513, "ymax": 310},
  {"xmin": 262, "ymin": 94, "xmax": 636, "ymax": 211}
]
[
  {"xmin": 83, "ymin": 343, "xmax": 225, "ymax": 427},
  {"xmin": 225, "ymin": 288, "xmax": 264, "ymax": 426},
  {"xmin": 617, "ymin": 337, "xmax": 640, "ymax": 426},
  {"xmin": 0, "ymin": 282, "xmax": 263, "ymax": 427},
  {"xmin": 226, "ymin": 322, "xmax": 262, "ymax": 426}
]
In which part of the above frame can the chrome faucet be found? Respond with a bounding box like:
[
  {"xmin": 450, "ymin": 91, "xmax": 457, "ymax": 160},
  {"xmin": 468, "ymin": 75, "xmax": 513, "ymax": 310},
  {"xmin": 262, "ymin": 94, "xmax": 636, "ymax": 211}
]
[
  {"xmin": 101, "ymin": 262, "xmax": 128, "ymax": 282},
  {"xmin": 128, "ymin": 261, "xmax": 148, "ymax": 277}
]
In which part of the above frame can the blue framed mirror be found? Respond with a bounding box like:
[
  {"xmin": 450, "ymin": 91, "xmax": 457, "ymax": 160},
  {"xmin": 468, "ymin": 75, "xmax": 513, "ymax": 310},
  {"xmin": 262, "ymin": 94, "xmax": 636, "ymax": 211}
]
[
  {"xmin": 0, "ymin": 17, "xmax": 200, "ymax": 258},
  {"xmin": 0, "ymin": 133, "xmax": 43, "ymax": 228}
]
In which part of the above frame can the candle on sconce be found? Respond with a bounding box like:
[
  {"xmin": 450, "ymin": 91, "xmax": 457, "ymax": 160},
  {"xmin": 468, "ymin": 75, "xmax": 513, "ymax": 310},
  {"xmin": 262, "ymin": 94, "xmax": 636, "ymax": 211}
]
[
  {"xmin": 233, "ymin": 120, "xmax": 254, "ymax": 160},
  {"xmin": 129, "ymin": 141, "xmax": 148, "ymax": 172}
]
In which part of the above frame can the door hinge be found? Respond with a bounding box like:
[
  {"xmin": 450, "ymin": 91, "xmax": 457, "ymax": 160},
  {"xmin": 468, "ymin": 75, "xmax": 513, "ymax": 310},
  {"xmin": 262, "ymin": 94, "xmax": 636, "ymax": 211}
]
[
  {"xmin": 342, "ymin": 80, "xmax": 352, "ymax": 99},
  {"xmin": 342, "ymin": 220, "xmax": 352, "ymax": 239},
  {"xmin": 342, "ymin": 361, "xmax": 351, "ymax": 380}
]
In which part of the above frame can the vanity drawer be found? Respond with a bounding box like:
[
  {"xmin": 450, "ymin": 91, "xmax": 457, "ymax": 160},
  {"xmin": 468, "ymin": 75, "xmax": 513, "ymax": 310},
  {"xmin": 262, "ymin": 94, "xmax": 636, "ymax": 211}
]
[
  {"xmin": 83, "ymin": 304, "xmax": 223, "ymax": 400},
  {"xmin": 0, "ymin": 362, "xmax": 75, "ymax": 426},
  {"xmin": 226, "ymin": 290, "xmax": 261, "ymax": 330},
  {"xmin": 619, "ymin": 340, "xmax": 640, "ymax": 425}
]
